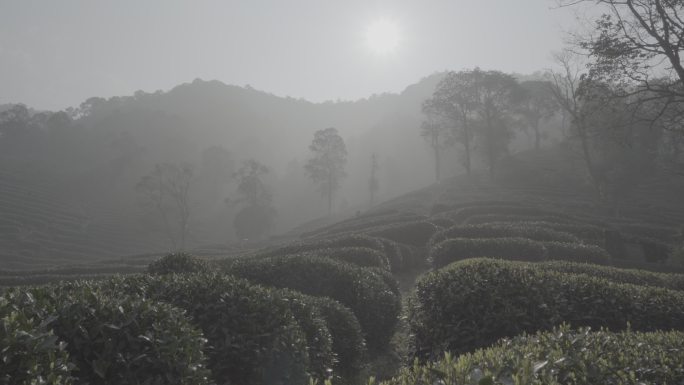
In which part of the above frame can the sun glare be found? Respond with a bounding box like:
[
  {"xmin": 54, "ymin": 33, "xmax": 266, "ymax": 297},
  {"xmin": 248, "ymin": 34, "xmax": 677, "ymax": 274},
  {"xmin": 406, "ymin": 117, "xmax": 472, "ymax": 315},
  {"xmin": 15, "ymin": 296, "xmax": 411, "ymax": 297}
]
[{"xmin": 365, "ymin": 19, "xmax": 400, "ymax": 55}]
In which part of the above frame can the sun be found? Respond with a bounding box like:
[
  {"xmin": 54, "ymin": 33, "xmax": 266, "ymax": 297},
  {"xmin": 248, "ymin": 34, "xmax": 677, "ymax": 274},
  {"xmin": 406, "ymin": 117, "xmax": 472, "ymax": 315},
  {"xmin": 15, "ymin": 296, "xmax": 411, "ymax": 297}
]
[{"xmin": 365, "ymin": 19, "xmax": 400, "ymax": 55}]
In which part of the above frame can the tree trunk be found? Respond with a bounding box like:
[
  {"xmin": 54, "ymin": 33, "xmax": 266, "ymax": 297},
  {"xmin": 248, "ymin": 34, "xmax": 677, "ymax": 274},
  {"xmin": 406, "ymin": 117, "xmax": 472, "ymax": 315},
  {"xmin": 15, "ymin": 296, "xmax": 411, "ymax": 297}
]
[
  {"xmin": 463, "ymin": 122, "xmax": 472, "ymax": 175},
  {"xmin": 434, "ymin": 143, "xmax": 441, "ymax": 182},
  {"xmin": 327, "ymin": 173, "xmax": 333, "ymax": 217},
  {"xmin": 534, "ymin": 120, "xmax": 541, "ymax": 150}
]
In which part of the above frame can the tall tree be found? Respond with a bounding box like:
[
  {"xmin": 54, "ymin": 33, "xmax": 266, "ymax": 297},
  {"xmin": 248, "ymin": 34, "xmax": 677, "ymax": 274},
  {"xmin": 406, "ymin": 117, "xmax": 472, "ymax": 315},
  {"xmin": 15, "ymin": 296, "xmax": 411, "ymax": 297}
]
[
  {"xmin": 230, "ymin": 159, "xmax": 276, "ymax": 240},
  {"xmin": 563, "ymin": 0, "xmax": 684, "ymax": 130},
  {"xmin": 517, "ymin": 80, "xmax": 559, "ymax": 150},
  {"xmin": 424, "ymin": 71, "xmax": 477, "ymax": 175},
  {"xmin": 419, "ymin": 108, "xmax": 450, "ymax": 182},
  {"xmin": 468, "ymin": 69, "xmax": 520, "ymax": 177},
  {"xmin": 136, "ymin": 163, "xmax": 194, "ymax": 251},
  {"xmin": 305, "ymin": 127, "xmax": 347, "ymax": 216}
]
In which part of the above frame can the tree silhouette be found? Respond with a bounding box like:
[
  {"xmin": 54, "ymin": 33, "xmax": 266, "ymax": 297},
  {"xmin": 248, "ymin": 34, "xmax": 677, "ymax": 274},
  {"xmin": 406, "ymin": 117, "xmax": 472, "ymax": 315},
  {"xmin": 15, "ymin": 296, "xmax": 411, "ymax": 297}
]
[
  {"xmin": 136, "ymin": 163, "xmax": 194, "ymax": 251},
  {"xmin": 305, "ymin": 127, "xmax": 347, "ymax": 216}
]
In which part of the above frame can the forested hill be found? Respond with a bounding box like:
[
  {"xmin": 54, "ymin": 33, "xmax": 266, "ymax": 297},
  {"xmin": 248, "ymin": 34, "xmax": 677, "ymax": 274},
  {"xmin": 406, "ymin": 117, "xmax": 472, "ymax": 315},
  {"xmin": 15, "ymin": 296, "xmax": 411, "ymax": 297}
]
[{"xmin": 0, "ymin": 74, "xmax": 445, "ymax": 268}]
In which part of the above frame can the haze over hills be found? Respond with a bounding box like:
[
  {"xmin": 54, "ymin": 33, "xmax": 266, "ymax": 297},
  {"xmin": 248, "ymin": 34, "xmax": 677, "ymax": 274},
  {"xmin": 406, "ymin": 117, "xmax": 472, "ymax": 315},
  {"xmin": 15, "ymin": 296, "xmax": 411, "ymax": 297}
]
[{"xmin": 0, "ymin": 73, "xmax": 467, "ymax": 268}]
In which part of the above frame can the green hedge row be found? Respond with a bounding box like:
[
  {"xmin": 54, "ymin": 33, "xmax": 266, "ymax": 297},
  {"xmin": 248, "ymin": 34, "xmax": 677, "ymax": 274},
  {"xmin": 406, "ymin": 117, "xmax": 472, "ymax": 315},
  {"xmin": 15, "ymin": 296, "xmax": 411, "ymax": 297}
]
[
  {"xmin": 302, "ymin": 212, "xmax": 425, "ymax": 238},
  {"xmin": 255, "ymin": 234, "xmax": 386, "ymax": 259},
  {"xmin": 98, "ymin": 274, "xmax": 311, "ymax": 385},
  {"xmin": 0, "ymin": 292, "xmax": 74, "ymax": 385},
  {"xmin": 443, "ymin": 205, "xmax": 571, "ymax": 224},
  {"xmin": 428, "ymin": 223, "xmax": 580, "ymax": 249},
  {"xmin": 409, "ymin": 258, "xmax": 684, "ymax": 358},
  {"xmin": 224, "ymin": 255, "xmax": 401, "ymax": 353},
  {"xmin": 429, "ymin": 237, "xmax": 610, "ymax": 268},
  {"xmin": 147, "ymin": 252, "xmax": 210, "ymax": 275},
  {"xmin": 535, "ymin": 260, "xmax": 684, "ymax": 291},
  {"xmin": 380, "ymin": 325, "xmax": 684, "ymax": 385},
  {"xmin": 2, "ymin": 283, "xmax": 212, "ymax": 385},
  {"xmin": 367, "ymin": 221, "xmax": 440, "ymax": 248},
  {"xmin": 429, "ymin": 237, "xmax": 548, "ymax": 268}
]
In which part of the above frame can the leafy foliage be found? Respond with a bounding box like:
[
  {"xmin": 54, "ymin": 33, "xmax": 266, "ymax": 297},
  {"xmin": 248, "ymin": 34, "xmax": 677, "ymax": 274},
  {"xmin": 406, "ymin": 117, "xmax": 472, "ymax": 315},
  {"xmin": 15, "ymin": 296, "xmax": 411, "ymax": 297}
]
[
  {"xmin": 225, "ymin": 254, "xmax": 400, "ymax": 352},
  {"xmin": 429, "ymin": 237, "xmax": 549, "ymax": 268},
  {"xmin": 428, "ymin": 223, "xmax": 580, "ymax": 249},
  {"xmin": 380, "ymin": 325, "xmax": 684, "ymax": 385},
  {"xmin": 409, "ymin": 258, "xmax": 684, "ymax": 359},
  {"xmin": 147, "ymin": 252, "xmax": 210, "ymax": 275},
  {"xmin": 0, "ymin": 292, "xmax": 74, "ymax": 385}
]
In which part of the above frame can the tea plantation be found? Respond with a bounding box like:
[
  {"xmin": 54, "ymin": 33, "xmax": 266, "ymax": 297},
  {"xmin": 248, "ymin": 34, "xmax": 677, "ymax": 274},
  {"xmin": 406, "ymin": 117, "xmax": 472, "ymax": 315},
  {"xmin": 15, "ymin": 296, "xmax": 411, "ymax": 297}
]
[{"xmin": 3, "ymin": 173, "xmax": 684, "ymax": 384}]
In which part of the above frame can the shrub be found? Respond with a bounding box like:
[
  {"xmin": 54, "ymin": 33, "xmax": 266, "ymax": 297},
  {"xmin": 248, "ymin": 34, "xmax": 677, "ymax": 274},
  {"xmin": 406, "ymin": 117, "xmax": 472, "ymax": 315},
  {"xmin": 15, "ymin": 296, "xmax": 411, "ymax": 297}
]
[
  {"xmin": 444, "ymin": 205, "xmax": 570, "ymax": 224},
  {"xmin": 302, "ymin": 212, "xmax": 425, "ymax": 238},
  {"xmin": 225, "ymin": 255, "xmax": 401, "ymax": 352},
  {"xmin": 428, "ymin": 223, "xmax": 579, "ymax": 249},
  {"xmin": 409, "ymin": 258, "xmax": 684, "ymax": 359},
  {"xmin": 543, "ymin": 241, "xmax": 610, "ymax": 264},
  {"xmin": 429, "ymin": 237, "xmax": 548, "ymax": 268},
  {"xmin": 308, "ymin": 247, "xmax": 389, "ymax": 270},
  {"xmin": 536, "ymin": 260, "xmax": 684, "ymax": 291},
  {"xmin": 147, "ymin": 252, "xmax": 210, "ymax": 275},
  {"xmin": 256, "ymin": 234, "xmax": 386, "ymax": 258},
  {"xmin": 277, "ymin": 290, "xmax": 335, "ymax": 382},
  {"xmin": 8, "ymin": 282, "xmax": 212, "ymax": 385},
  {"xmin": 143, "ymin": 274, "xmax": 310, "ymax": 385},
  {"xmin": 367, "ymin": 221, "xmax": 440, "ymax": 248},
  {"xmin": 310, "ymin": 297, "xmax": 366, "ymax": 385},
  {"xmin": 0, "ymin": 292, "xmax": 74, "ymax": 385},
  {"xmin": 380, "ymin": 325, "xmax": 684, "ymax": 385}
]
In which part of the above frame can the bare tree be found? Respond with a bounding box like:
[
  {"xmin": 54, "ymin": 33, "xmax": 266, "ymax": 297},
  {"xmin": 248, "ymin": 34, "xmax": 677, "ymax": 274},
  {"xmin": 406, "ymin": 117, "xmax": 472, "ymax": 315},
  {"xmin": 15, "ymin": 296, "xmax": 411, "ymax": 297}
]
[
  {"xmin": 561, "ymin": 0, "xmax": 684, "ymax": 130},
  {"xmin": 137, "ymin": 163, "xmax": 194, "ymax": 251}
]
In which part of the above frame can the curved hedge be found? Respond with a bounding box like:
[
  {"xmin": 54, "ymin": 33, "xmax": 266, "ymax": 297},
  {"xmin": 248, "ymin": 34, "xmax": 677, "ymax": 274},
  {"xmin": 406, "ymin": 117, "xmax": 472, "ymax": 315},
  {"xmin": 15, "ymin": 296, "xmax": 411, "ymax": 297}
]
[
  {"xmin": 4, "ymin": 283, "xmax": 212, "ymax": 385},
  {"xmin": 307, "ymin": 247, "xmax": 389, "ymax": 270},
  {"xmin": 543, "ymin": 241, "xmax": 610, "ymax": 264},
  {"xmin": 367, "ymin": 221, "xmax": 440, "ymax": 248},
  {"xmin": 381, "ymin": 325, "xmax": 684, "ymax": 385},
  {"xmin": 143, "ymin": 274, "xmax": 310, "ymax": 385},
  {"xmin": 147, "ymin": 252, "xmax": 210, "ymax": 275},
  {"xmin": 225, "ymin": 255, "xmax": 401, "ymax": 352},
  {"xmin": 409, "ymin": 258, "xmax": 684, "ymax": 358},
  {"xmin": 0, "ymin": 292, "xmax": 74, "ymax": 385},
  {"xmin": 49, "ymin": 288, "xmax": 211, "ymax": 385},
  {"xmin": 536, "ymin": 260, "xmax": 684, "ymax": 291},
  {"xmin": 428, "ymin": 223, "xmax": 580, "ymax": 249},
  {"xmin": 311, "ymin": 297, "xmax": 366, "ymax": 385},
  {"xmin": 429, "ymin": 237, "xmax": 548, "ymax": 268},
  {"xmin": 277, "ymin": 290, "xmax": 334, "ymax": 382}
]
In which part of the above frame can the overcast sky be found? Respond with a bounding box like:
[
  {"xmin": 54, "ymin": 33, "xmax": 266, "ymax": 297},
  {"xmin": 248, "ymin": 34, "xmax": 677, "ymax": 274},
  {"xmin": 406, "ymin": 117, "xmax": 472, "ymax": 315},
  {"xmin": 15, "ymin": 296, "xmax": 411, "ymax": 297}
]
[{"xmin": 0, "ymin": 0, "xmax": 586, "ymax": 110}]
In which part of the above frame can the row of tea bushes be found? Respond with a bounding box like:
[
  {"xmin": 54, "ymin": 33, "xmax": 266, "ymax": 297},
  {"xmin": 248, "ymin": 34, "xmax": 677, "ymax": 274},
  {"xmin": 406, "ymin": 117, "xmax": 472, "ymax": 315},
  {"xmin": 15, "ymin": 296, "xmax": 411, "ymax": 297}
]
[
  {"xmin": 533, "ymin": 260, "xmax": 684, "ymax": 291},
  {"xmin": 378, "ymin": 325, "xmax": 684, "ymax": 385},
  {"xmin": 1, "ymin": 284, "xmax": 212, "ymax": 385},
  {"xmin": 428, "ymin": 223, "xmax": 581, "ymax": 249},
  {"xmin": 429, "ymin": 237, "xmax": 610, "ymax": 268},
  {"xmin": 301, "ymin": 211, "xmax": 426, "ymax": 239},
  {"xmin": 223, "ymin": 254, "xmax": 401, "ymax": 353},
  {"xmin": 409, "ymin": 258, "xmax": 684, "ymax": 359},
  {"xmin": 2, "ymin": 270, "xmax": 370, "ymax": 385}
]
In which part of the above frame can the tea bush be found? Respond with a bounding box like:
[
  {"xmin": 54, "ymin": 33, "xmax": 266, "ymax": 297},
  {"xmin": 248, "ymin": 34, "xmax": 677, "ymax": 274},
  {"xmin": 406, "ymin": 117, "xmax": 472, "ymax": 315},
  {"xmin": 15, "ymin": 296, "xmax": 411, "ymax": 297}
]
[
  {"xmin": 5, "ymin": 282, "xmax": 212, "ymax": 385},
  {"xmin": 380, "ymin": 325, "xmax": 684, "ymax": 385},
  {"xmin": 225, "ymin": 255, "xmax": 400, "ymax": 352},
  {"xmin": 429, "ymin": 237, "xmax": 548, "ymax": 268},
  {"xmin": 278, "ymin": 290, "xmax": 335, "ymax": 382},
  {"xmin": 536, "ymin": 260, "xmax": 684, "ymax": 291},
  {"xmin": 309, "ymin": 247, "xmax": 389, "ymax": 270},
  {"xmin": 147, "ymin": 252, "xmax": 210, "ymax": 275},
  {"xmin": 409, "ymin": 258, "xmax": 684, "ymax": 358},
  {"xmin": 367, "ymin": 221, "xmax": 439, "ymax": 248},
  {"xmin": 311, "ymin": 297, "xmax": 366, "ymax": 385},
  {"xmin": 143, "ymin": 274, "xmax": 311, "ymax": 385},
  {"xmin": 0, "ymin": 292, "xmax": 74, "ymax": 385},
  {"xmin": 428, "ymin": 223, "xmax": 579, "ymax": 249},
  {"xmin": 543, "ymin": 241, "xmax": 610, "ymax": 264}
]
